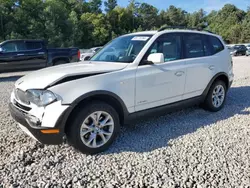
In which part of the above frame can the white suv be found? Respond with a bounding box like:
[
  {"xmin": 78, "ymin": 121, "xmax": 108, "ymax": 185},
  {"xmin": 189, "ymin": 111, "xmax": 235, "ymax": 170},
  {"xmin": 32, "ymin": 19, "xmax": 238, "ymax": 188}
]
[{"xmin": 9, "ymin": 28, "xmax": 234, "ymax": 154}]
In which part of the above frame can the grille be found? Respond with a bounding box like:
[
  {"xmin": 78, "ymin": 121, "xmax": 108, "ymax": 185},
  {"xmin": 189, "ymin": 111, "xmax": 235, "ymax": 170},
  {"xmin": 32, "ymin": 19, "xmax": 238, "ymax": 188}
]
[
  {"xmin": 14, "ymin": 88, "xmax": 30, "ymax": 105},
  {"xmin": 14, "ymin": 99, "xmax": 31, "ymax": 111}
]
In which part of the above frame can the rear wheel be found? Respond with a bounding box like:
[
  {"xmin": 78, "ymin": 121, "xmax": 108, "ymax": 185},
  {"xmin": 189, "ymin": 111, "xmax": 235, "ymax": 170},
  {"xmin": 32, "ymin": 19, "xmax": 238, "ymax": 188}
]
[
  {"xmin": 67, "ymin": 101, "xmax": 120, "ymax": 154},
  {"xmin": 203, "ymin": 80, "xmax": 227, "ymax": 112}
]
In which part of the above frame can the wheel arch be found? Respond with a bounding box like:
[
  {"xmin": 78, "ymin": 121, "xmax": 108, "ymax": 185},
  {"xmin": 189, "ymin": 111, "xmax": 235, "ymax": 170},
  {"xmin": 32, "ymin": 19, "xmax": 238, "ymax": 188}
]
[
  {"xmin": 52, "ymin": 57, "xmax": 70, "ymax": 65},
  {"xmin": 62, "ymin": 91, "xmax": 129, "ymax": 133},
  {"xmin": 202, "ymin": 72, "xmax": 230, "ymax": 99}
]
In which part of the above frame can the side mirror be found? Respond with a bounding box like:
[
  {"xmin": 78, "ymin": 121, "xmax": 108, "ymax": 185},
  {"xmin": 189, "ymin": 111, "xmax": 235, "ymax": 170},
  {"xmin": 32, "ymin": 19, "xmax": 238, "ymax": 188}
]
[
  {"xmin": 0, "ymin": 47, "xmax": 3, "ymax": 53},
  {"xmin": 147, "ymin": 53, "xmax": 164, "ymax": 64}
]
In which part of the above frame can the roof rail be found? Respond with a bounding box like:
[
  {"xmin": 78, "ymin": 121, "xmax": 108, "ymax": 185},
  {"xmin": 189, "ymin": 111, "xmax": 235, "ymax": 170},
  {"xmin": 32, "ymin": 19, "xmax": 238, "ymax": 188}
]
[{"xmin": 158, "ymin": 26, "xmax": 215, "ymax": 34}]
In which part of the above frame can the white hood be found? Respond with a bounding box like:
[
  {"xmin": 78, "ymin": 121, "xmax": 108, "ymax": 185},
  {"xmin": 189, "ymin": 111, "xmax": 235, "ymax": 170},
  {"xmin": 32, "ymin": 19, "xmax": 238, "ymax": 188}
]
[{"xmin": 15, "ymin": 61, "xmax": 128, "ymax": 91}]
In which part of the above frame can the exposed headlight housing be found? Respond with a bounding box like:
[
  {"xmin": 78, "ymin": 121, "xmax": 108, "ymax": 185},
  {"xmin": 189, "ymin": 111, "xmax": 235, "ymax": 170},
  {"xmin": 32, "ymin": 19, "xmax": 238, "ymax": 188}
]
[{"xmin": 26, "ymin": 89, "xmax": 57, "ymax": 107}]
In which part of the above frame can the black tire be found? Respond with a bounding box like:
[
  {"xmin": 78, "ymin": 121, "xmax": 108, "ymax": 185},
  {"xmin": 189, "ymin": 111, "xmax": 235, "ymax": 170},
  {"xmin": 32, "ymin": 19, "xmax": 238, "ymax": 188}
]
[
  {"xmin": 53, "ymin": 60, "xmax": 68, "ymax": 66},
  {"xmin": 67, "ymin": 101, "xmax": 120, "ymax": 154},
  {"xmin": 202, "ymin": 80, "xmax": 227, "ymax": 112},
  {"xmin": 84, "ymin": 56, "xmax": 90, "ymax": 61}
]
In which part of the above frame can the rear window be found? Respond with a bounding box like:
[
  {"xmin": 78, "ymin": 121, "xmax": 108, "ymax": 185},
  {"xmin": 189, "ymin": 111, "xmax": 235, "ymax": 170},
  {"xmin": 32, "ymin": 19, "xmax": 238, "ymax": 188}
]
[
  {"xmin": 26, "ymin": 42, "xmax": 42, "ymax": 50},
  {"xmin": 209, "ymin": 36, "xmax": 224, "ymax": 54}
]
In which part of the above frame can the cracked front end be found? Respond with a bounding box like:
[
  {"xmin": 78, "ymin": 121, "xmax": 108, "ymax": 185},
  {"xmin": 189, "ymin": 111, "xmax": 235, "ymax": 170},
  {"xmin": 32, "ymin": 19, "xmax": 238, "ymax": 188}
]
[{"xmin": 9, "ymin": 87, "xmax": 70, "ymax": 145}]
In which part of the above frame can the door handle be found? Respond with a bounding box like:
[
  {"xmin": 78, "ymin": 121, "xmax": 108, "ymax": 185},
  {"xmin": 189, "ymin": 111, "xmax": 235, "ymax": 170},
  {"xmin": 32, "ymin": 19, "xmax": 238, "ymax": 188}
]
[
  {"xmin": 38, "ymin": 52, "xmax": 45, "ymax": 55},
  {"xmin": 17, "ymin": 54, "xmax": 24, "ymax": 56},
  {"xmin": 209, "ymin": 65, "xmax": 215, "ymax": 70},
  {"xmin": 175, "ymin": 71, "xmax": 184, "ymax": 77}
]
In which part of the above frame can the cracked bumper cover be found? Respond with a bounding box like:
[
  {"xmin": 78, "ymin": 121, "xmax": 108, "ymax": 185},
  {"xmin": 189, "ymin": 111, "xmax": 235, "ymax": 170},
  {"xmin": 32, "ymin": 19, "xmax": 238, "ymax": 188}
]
[{"xmin": 9, "ymin": 102, "xmax": 71, "ymax": 145}]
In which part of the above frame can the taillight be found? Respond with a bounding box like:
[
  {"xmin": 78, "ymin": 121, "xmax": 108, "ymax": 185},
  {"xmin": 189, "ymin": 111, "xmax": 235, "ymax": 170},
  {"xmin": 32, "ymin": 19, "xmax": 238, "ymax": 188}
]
[{"xmin": 77, "ymin": 50, "xmax": 80, "ymax": 61}]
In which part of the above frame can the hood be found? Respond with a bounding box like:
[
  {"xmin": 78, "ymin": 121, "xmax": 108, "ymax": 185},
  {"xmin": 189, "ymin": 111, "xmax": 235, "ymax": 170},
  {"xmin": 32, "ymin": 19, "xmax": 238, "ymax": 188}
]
[{"xmin": 15, "ymin": 61, "xmax": 128, "ymax": 91}]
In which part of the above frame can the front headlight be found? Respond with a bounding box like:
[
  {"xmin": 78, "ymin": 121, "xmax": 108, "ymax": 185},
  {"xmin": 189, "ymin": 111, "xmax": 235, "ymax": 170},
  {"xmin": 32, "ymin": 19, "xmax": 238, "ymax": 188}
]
[{"xmin": 26, "ymin": 89, "xmax": 57, "ymax": 107}]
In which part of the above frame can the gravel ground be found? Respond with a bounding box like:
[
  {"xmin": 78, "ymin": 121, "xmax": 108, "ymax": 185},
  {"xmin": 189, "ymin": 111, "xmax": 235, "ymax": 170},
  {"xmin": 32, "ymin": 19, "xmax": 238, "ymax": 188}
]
[{"xmin": 0, "ymin": 57, "xmax": 250, "ymax": 188}]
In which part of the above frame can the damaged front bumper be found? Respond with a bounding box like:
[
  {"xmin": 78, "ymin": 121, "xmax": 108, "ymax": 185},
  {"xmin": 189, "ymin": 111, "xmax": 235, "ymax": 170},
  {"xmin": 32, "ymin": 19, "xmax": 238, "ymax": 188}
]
[{"xmin": 9, "ymin": 91, "xmax": 70, "ymax": 145}]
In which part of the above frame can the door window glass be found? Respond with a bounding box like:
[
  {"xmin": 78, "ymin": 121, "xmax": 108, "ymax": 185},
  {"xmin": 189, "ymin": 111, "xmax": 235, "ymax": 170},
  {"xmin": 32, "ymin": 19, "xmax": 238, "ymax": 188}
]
[
  {"xmin": 203, "ymin": 35, "xmax": 213, "ymax": 56},
  {"xmin": 1, "ymin": 42, "xmax": 17, "ymax": 52},
  {"xmin": 147, "ymin": 33, "xmax": 182, "ymax": 62},
  {"xmin": 184, "ymin": 34, "xmax": 204, "ymax": 58},
  {"xmin": 16, "ymin": 41, "xmax": 26, "ymax": 51}
]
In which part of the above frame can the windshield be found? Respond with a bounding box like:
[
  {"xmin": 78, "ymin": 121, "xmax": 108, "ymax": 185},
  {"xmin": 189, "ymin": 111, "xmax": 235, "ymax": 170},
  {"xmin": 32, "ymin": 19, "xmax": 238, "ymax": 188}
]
[{"xmin": 90, "ymin": 35, "xmax": 152, "ymax": 63}]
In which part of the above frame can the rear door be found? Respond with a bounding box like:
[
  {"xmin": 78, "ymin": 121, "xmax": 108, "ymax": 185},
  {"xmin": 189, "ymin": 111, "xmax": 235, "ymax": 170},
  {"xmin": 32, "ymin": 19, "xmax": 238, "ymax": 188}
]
[
  {"xmin": 23, "ymin": 41, "xmax": 47, "ymax": 68},
  {"xmin": 0, "ymin": 41, "xmax": 28, "ymax": 72},
  {"xmin": 183, "ymin": 33, "xmax": 224, "ymax": 99}
]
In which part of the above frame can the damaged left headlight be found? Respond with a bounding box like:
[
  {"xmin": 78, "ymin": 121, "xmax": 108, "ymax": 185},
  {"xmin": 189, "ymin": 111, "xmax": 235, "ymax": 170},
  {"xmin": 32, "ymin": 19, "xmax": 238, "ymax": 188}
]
[{"xmin": 26, "ymin": 89, "xmax": 57, "ymax": 107}]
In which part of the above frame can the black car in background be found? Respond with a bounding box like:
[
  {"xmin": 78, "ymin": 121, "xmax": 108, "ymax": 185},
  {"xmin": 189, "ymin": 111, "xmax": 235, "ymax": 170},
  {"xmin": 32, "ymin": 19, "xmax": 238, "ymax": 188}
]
[
  {"xmin": 229, "ymin": 45, "xmax": 247, "ymax": 56},
  {"xmin": 0, "ymin": 40, "xmax": 80, "ymax": 72}
]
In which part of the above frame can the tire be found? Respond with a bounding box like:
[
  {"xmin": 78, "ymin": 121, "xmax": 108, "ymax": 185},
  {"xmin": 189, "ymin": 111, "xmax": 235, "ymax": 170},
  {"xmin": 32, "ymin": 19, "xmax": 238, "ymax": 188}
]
[
  {"xmin": 67, "ymin": 101, "xmax": 120, "ymax": 154},
  {"xmin": 53, "ymin": 60, "xmax": 68, "ymax": 66},
  {"xmin": 202, "ymin": 80, "xmax": 227, "ymax": 112},
  {"xmin": 84, "ymin": 56, "xmax": 90, "ymax": 61}
]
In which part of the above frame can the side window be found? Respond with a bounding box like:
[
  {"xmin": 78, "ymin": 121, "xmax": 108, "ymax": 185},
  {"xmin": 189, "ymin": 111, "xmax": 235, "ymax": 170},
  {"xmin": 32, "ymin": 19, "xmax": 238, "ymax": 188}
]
[
  {"xmin": 16, "ymin": 41, "xmax": 26, "ymax": 51},
  {"xmin": 146, "ymin": 33, "xmax": 182, "ymax": 62},
  {"xmin": 203, "ymin": 35, "xmax": 213, "ymax": 56},
  {"xmin": 183, "ymin": 34, "xmax": 204, "ymax": 58},
  {"xmin": 26, "ymin": 42, "xmax": 42, "ymax": 50},
  {"xmin": 1, "ymin": 42, "xmax": 17, "ymax": 52},
  {"xmin": 209, "ymin": 36, "xmax": 224, "ymax": 54}
]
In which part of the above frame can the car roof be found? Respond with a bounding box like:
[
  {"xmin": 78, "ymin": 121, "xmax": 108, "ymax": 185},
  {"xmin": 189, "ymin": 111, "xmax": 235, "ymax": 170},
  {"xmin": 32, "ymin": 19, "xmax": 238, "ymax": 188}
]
[
  {"xmin": 125, "ymin": 29, "xmax": 221, "ymax": 38},
  {"xmin": 2, "ymin": 39, "xmax": 44, "ymax": 43},
  {"xmin": 124, "ymin": 31, "xmax": 158, "ymax": 36}
]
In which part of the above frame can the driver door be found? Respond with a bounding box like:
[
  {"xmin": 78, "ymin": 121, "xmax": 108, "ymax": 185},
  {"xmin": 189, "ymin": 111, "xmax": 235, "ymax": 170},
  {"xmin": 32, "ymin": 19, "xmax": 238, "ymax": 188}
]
[{"xmin": 135, "ymin": 33, "xmax": 186, "ymax": 111}]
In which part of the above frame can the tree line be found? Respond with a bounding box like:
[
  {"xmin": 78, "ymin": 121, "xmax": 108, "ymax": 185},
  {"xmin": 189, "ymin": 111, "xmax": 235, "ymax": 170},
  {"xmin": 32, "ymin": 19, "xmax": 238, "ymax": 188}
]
[{"xmin": 0, "ymin": 0, "xmax": 250, "ymax": 48}]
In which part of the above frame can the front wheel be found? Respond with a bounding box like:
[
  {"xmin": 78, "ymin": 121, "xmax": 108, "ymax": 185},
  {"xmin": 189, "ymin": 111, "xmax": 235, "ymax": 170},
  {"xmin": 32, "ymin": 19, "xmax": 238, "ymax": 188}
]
[
  {"xmin": 67, "ymin": 101, "xmax": 120, "ymax": 154},
  {"xmin": 203, "ymin": 80, "xmax": 227, "ymax": 112}
]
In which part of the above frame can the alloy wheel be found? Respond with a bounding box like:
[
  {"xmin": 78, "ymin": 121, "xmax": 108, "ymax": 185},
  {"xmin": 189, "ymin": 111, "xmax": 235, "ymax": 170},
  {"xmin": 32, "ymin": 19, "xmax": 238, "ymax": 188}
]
[
  {"xmin": 212, "ymin": 85, "xmax": 225, "ymax": 108},
  {"xmin": 80, "ymin": 111, "xmax": 114, "ymax": 148}
]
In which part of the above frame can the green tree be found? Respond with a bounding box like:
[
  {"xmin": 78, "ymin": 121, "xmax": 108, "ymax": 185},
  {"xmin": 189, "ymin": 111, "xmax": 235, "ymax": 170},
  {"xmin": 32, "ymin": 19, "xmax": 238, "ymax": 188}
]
[
  {"xmin": 12, "ymin": 0, "xmax": 45, "ymax": 39},
  {"xmin": 137, "ymin": 3, "xmax": 158, "ymax": 30},
  {"xmin": 80, "ymin": 13, "xmax": 111, "ymax": 47},
  {"xmin": 187, "ymin": 9, "xmax": 206, "ymax": 28},
  {"xmin": 43, "ymin": 0, "xmax": 71, "ymax": 47},
  {"xmin": 207, "ymin": 4, "xmax": 246, "ymax": 43},
  {"xmin": 241, "ymin": 11, "xmax": 250, "ymax": 42},
  {"xmin": 104, "ymin": 0, "xmax": 117, "ymax": 13},
  {"xmin": 88, "ymin": 0, "xmax": 102, "ymax": 14},
  {"xmin": 164, "ymin": 5, "xmax": 188, "ymax": 26},
  {"xmin": 0, "ymin": 0, "xmax": 19, "ymax": 40}
]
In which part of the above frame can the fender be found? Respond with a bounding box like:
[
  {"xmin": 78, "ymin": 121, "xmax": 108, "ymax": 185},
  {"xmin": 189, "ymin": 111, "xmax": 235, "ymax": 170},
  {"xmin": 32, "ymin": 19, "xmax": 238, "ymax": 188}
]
[
  {"xmin": 201, "ymin": 72, "xmax": 229, "ymax": 99},
  {"xmin": 55, "ymin": 90, "xmax": 129, "ymax": 131},
  {"xmin": 71, "ymin": 90, "xmax": 129, "ymax": 114}
]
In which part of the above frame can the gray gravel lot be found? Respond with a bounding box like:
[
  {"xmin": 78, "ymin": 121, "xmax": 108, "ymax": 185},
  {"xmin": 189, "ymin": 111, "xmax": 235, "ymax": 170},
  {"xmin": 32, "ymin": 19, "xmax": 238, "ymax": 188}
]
[{"xmin": 0, "ymin": 57, "xmax": 250, "ymax": 187}]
